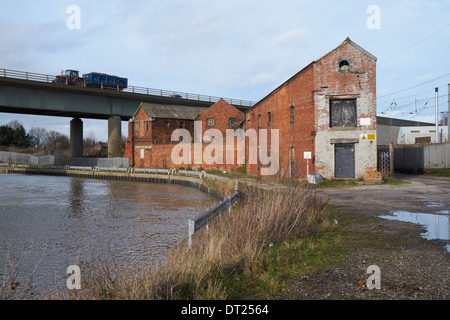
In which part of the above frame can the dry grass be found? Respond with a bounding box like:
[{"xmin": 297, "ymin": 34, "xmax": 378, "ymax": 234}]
[{"xmin": 53, "ymin": 182, "xmax": 326, "ymax": 300}]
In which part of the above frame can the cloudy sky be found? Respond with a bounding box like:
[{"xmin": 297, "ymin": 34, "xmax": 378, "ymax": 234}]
[{"xmin": 1, "ymin": 0, "xmax": 449, "ymax": 141}]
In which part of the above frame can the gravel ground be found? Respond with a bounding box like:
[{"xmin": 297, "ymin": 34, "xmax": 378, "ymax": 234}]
[{"xmin": 276, "ymin": 173, "xmax": 449, "ymax": 300}]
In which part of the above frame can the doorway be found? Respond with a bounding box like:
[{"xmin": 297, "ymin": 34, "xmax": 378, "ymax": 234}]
[{"xmin": 335, "ymin": 143, "xmax": 355, "ymax": 178}]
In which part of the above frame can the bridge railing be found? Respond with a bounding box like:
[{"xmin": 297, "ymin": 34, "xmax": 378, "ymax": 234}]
[{"xmin": 0, "ymin": 67, "xmax": 255, "ymax": 107}]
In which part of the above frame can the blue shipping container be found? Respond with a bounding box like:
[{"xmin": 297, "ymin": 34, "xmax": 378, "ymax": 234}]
[{"xmin": 83, "ymin": 72, "xmax": 128, "ymax": 90}]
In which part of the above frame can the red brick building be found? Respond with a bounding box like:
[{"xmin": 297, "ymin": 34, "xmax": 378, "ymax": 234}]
[
  {"xmin": 124, "ymin": 38, "xmax": 378, "ymax": 180},
  {"xmin": 245, "ymin": 37, "xmax": 377, "ymax": 180},
  {"xmin": 124, "ymin": 99, "xmax": 245, "ymax": 171}
]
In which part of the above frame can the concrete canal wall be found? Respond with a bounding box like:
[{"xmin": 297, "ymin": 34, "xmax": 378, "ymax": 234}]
[{"xmin": 1, "ymin": 167, "xmax": 234, "ymax": 200}]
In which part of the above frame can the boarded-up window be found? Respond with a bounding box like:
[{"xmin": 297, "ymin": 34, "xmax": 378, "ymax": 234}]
[
  {"xmin": 330, "ymin": 99, "xmax": 357, "ymax": 128},
  {"xmin": 415, "ymin": 136, "xmax": 431, "ymax": 144}
]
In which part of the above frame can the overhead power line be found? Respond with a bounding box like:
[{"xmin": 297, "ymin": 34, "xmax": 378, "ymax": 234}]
[
  {"xmin": 379, "ymin": 22, "xmax": 450, "ymax": 65},
  {"xmin": 377, "ymin": 73, "xmax": 450, "ymax": 99},
  {"xmin": 377, "ymin": 84, "xmax": 449, "ymax": 102}
]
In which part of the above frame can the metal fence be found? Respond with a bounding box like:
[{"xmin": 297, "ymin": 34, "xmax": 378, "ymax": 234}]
[
  {"xmin": 0, "ymin": 151, "xmax": 55, "ymax": 166},
  {"xmin": 54, "ymin": 157, "xmax": 129, "ymax": 168},
  {"xmin": 377, "ymin": 143, "xmax": 394, "ymax": 179},
  {"xmin": 394, "ymin": 142, "xmax": 450, "ymax": 170},
  {"xmin": 188, "ymin": 181, "xmax": 239, "ymax": 249},
  {"xmin": 0, "ymin": 152, "xmax": 130, "ymax": 168},
  {"xmin": 1, "ymin": 67, "xmax": 256, "ymax": 107}
]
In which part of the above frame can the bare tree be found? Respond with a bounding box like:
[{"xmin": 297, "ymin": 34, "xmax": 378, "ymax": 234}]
[
  {"xmin": 83, "ymin": 131, "xmax": 96, "ymax": 149},
  {"xmin": 439, "ymin": 111, "xmax": 448, "ymax": 126},
  {"xmin": 29, "ymin": 127, "xmax": 48, "ymax": 148},
  {"xmin": 45, "ymin": 130, "xmax": 70, "ymax": 150},
  {"xmin": 7, "ymin": 120, "xmax": 23, "ymax": 130}
]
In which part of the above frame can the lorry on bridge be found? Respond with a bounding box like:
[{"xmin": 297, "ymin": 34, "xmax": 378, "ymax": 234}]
[{"xmin": 53, "ymin": 69, "xmax": 128, "ymax": 91}]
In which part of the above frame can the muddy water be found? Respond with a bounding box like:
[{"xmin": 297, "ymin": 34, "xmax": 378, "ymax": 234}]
[
  {"xmin": 0, "ymin": 174, "xmax": 218, "ymax": 298},
  {"xmin": 380, "ymin": 209, "xmax": 450, "ymax": 252}
]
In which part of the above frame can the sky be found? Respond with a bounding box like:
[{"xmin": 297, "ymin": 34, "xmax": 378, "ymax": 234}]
[{"xmin": 1, "ymin": 0, "xmax": 449, "ymax": 141}]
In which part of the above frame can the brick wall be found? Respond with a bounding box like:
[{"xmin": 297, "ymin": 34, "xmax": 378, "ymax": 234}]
[
  {"xmin": 131, "ymin": 142, "xmax": 245, "ymax": 172},
  {"xmin": 244, "ymin": 39, "xmax": 377, "ymax": 180},
  {"xmin": 124, "ymin": 99, "xmax": 246, "ymax": 172},
  {"xmin": 245, "ymin": 64, "xmax": 316, "ymax": 179},
  {"xmin": 313, "ymin": 40, "xmax": 377, "ymax": 179},
  {"xmin": 124, "ymin": 39, "xmax": 377, "ymax": 180},
  {"xmin": 197, "ymin": 99, "xmax": 245, "ymax": 135}
]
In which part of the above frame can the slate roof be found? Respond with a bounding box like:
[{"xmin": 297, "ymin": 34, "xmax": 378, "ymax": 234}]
[{"xmin": 135, "ymin": 103, "xmax": 207, "ymax": 120}]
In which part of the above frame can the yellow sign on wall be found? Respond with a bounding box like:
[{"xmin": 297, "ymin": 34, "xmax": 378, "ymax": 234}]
[{"xmin": 361, "ymin": 134, "xmax": 376, "ymax": 141}]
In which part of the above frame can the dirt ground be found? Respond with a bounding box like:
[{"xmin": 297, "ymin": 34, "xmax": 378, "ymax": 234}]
[{"xmin": 278, "ymin": 173, "xmax": 450, "ymax": 300}]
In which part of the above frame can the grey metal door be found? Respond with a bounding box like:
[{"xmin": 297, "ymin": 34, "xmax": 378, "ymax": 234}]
[{"xmin": 335, "ymin": 143, "xmax": 355, "ymax": 178}]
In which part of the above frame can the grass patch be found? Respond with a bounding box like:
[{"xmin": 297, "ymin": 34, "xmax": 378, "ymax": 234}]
[
  {"xmin": 313, "ymin": 179, "xmax": 358, "ymax": 188},
  {"xmin": 222, "ymin": 204, "xmax": 345, "ymax": 299},
  {"xmin": 421, "ymin": 168, "xmax": 450, "ymax": 177},
  {"xmin": 396, "ymin": 168, "xmax": 450, "ymax": 177},
  {"xmin": 382, "ymin": 178, "xmax": 410, "ymax": 185}
]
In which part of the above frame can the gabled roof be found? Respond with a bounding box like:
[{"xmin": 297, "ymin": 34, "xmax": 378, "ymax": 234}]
[
  {"xmin": 247, "ymin": 37, "xmax": 376, "ymax": 112},
  {"xmin": 196, "ymin": 98, "xmax": 244, "ymax": 118},
  {"xmin": 318, "ymin": 37, "xmax": 377, "ymax": 62},
  {"xmin": 134, "ymin": 103, "xmax": 207, "ymax": 120}
]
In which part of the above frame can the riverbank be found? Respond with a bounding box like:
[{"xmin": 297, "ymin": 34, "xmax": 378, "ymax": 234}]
[
  {"xmin": 2, "ymin": 167, "xmax": 236, "ymax": 200},
  {"xmin": 2, "ymin": 168, "xmax": 448, "ymax": 300}
]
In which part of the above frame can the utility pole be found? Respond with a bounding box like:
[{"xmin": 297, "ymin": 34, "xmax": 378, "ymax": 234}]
[{"xmin": 435, "ymin": 87, "xmax": 439, "ymax": 143}]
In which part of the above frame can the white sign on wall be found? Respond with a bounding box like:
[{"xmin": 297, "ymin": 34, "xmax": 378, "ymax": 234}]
[
  {"xmin": 360, "ymin": 118, "xmax": 371, "ymax": 126},
  {"xmin": 304, "ymin": 152, "xmax": 312, "ymax": 160}
]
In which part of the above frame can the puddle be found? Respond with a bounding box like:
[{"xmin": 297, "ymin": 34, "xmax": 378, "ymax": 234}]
[
  {"xmin": 424, "ymin": 202, "xmax": 445, "ymax": 208},
  {"xmin": 436, "ymin": 210, "xmax": 450, "ymax": 214},
  {"xmin": 379, "ymin": 210, "xmax": 450, "ymax": 252}
]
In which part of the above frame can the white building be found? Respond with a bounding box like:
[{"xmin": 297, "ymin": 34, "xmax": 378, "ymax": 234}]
[{"xmin": 398, "ymin": 126, "xmax": 448, "ymax": 144}]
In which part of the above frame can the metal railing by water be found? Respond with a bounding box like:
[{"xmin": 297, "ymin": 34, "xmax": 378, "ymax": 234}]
[
  {"xmin": 0, "ymin": 67, "xmax": 256, "ymax": 107},
  {"xmin": 188, "ymin": 181, "xmax": 239, "ymax": 249}
]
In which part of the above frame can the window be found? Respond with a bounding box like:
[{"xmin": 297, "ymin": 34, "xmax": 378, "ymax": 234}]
[
  {"xmin": 290, "ymin": 103, "xmax": 295, "ymax": 123},
  {"xmin": 258, "ymin": 113, "xmax": 261, "ymax": 129},
  {"xmin": 330, "ymin": 99, "xmax": 357, "ymax": 128},
  {"xmin": 135, "ymin": 122, "xmax": 139, "ymax": 131},
  {"xmin": 228, "ymin": 118, "xmax": 237, "ymax": 127},
  {"xmin": 207, "ymin": 118, "xmax": 215, "ymax": 127},
  {"xmin": 180, "ymin": 122, "xmax": 186, "ymax": 129},
  {"xmin": 164, "ymin": 121, "xmax": 170, "ymax": 130},
  {"xmin": 336, "ymin": 57, "xmax": 353, "ymax": 74},
  {"xmin": 267, "ymin": 111, "xmax": 271, "ymax": 128},
  {"xmin": 145, "ymin": 121, "xmax": 149, "ymax": 131}
]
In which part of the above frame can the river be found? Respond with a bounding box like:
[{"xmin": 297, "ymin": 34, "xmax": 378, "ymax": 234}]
[{"xmin": 0, "ymin": 173, "xmax": 218, "ymax": 299}]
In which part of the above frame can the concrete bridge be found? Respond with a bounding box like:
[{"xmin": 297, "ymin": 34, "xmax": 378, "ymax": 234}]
[{"xmin": 0, "ymin": 68, "xmax": 253, "ymax": 157}]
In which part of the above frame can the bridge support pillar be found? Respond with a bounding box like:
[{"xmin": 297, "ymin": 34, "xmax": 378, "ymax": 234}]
[
  {"xmin": 70, "ymin": 118, "xmax": 83, "ymax": 158},
  {"xmin": 108, "ymin": 116, "xmax": 122, "ymax": 158}
]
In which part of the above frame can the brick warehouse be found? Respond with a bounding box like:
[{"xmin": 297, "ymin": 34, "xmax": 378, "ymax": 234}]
[
  {"xmin": 124, "ymin": 99, "xmax": 246, "ymax": 171},
  {"xmin": 124, "ymin": 37, "xmax": 378, "ymax": 180}
]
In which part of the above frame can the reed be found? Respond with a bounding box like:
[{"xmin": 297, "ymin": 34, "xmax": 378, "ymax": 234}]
[{"xmin": 58, "ymin": 182, "xmax": 326, "ymax": 300}]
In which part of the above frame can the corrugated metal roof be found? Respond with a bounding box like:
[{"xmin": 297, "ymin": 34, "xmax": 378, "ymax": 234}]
[{"xmin": 137, "ymin": 103, "xmax": 207, "ymax": 120}]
